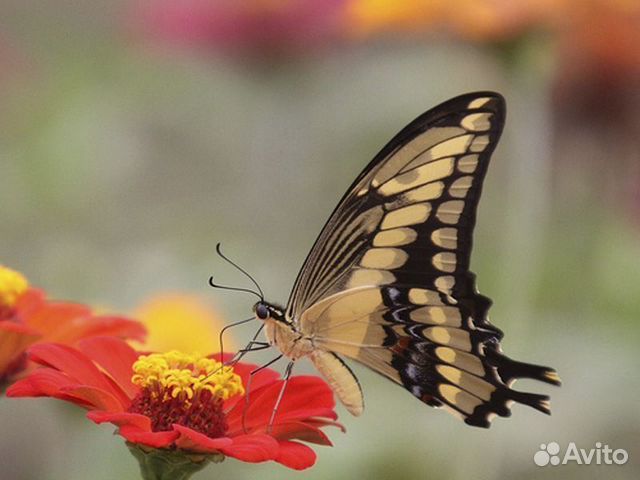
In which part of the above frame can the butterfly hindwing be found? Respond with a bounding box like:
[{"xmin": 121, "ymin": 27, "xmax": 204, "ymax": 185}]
[{"xmin": 305, "ymin": 284, "xmax": 559, "ymax": 427}]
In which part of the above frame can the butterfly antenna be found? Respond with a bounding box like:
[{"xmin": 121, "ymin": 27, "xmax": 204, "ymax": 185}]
[
  {"xmin": 214, "ymin": 243, "xmax": 265, "ymax": 300},
  {"xmin": 208, "ymin": 276, "xmax": 262, "ymax": 300}
]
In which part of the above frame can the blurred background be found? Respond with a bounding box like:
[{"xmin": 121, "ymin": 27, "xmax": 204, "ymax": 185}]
[{"xmin": 1, "ymin": 0, "xmax": 639, "ymax": 479}]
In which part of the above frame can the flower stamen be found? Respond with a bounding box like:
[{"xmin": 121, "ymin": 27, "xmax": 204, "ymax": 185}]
[{"xmin": 129, "ymin": 351, "xmax": 244, "ymax": 438}]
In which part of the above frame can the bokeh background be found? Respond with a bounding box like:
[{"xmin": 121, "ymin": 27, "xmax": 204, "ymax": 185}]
[{"xmin": 1, "ymin": 1, "xmax": 639, "ymax": 479}]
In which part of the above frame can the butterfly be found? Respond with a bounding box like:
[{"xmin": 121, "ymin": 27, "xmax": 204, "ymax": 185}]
[{"xmin": 236, "ymin": 91, "xmax": 560, "ymax": 428}]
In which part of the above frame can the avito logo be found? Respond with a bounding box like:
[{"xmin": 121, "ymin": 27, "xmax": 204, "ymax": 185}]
[{"xmin": 534, "ymin": 442, "xmax": 628, "ymax": 466}]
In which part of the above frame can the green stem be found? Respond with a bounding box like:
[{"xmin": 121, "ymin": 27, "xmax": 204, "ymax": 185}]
[{"xmin": 127, "ymin": 443, "xmax": 225, "ymax": 480}]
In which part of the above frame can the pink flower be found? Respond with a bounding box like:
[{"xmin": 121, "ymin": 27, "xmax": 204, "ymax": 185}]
[{"xmin": 133, "ymin": 0, "xmax": 347, "ymax": 59}]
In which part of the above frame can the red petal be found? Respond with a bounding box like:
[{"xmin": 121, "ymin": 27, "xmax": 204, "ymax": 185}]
[
  {"xmin": 59, "ymin": 385, "xmax": 124, "ymax": 412},
  {"xmin": 64, "ymin": 315, "xmax": 146, "ymax": 343},
  {"xmin": 304, "ymin": 417, "xmax": 346, "ymax": 433},
  {"xmin": 172, "ymin": 425, "xmax": 233, "ymax": 453},
  {"xmin": 6, "ymin": 373, "xmax": 106, "ymax": 409},
  {"xmin": 211, "ymin": 354, "xmax": 281, "ymax": 408},
  {"xmin": 268, "ymin": 421, "xmax": 332, "ymax": 445},
  {"xmin": 275, "ymin": 441, "xmax": 317, "ymax": 470},
  {"xmin": 27, "ymin": 343, "xmax": 125, "ymax": 402},
  {"xmin": 219, "ymin": 434, "xmax": 279, "ymax": 463},
  {"xmin": 7, "ymin": 367, "xmax": 131, "ymax": 412},
  {"xmin": 13, "ymin": 288, "xmax": 46, "ymax": 318},
  {"xmin": 118, "ymin": 425, "xmax": 178, "ymax": 448},
  {"xmin": 6, "ymin": 369, "xmax": 74, "ymax": 398},
  {"xmin": 279, "ymin": 407, "xmax": 338, "ymax": 422},
  {"xmin": 24, "ymin": 301, "xmax": 91, "ymax": 333},
  {"xmin": 0, "ymin": 321, "xmax": 39, "ymax": 336},
  {"xmin": 88, "ymin": 411, "xmax": 152, "ymax": 430},
  {"xmin": 227, "ymin": 376, "xmax": 336, "ymax": 433},
  {"xmin": 89, "ymin": 412, "xmax": 184, "ymax": 449},
  {"xmin": 77, "ymin": 337, "xmax": 139, "ymax": 399},
  {"xmin": 231, "ymin": 360, "xmax": 279, "ymax": 386},
  {"xmin": 15, "ymin": 287, "xmax": 145, "ymax": 345},
  {"xmin": 223, "ymin": 364, "xmax": 280, "ymax": 411}
]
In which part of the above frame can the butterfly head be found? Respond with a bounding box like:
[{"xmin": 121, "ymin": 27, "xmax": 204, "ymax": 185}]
[{"xmin": 253, "ymin": 301, "xmax": 286, "ymax": 323}]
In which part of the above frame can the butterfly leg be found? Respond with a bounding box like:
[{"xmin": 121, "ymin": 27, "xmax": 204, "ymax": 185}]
[
  {"xmin": 267, "ymin": 360, "xmax": 295, "ymax": 434},
  {"xmin": 224, "ymin": 324, "xmax": 266, "ymax": 366},
  {"xmin": 207, "ymin": 340, "xmax": 271, "ymax": 382},
  {"xmin": 222, "ymin": 342, "xmax": 271, "ymax": 373},
  {"xmin": 241, "ymin": 354, "xmax": 284, "ymax": 433},
  {"xmin": 207, "ymin": 327, "xmax": 270, "ymax": 380},
  {"xmin": 234, "ymin": 341, "xmax": 271, "ymax": 357},
  {"xmin": 218, "ymin": 316, "xmax": 256, "ymax": 363}
]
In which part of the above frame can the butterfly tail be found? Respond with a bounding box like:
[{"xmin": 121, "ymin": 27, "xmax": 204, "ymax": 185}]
[
  {"xmin": 463, "ymin": 388, "xmax": 551, "ymax": 428},
  {"xmin": 456, "ymin": 348, "xmax": 559, "ymax": 427},
  {"xmin": 485, "ymin": 348, "xmax": 562, "ymax": 386}
]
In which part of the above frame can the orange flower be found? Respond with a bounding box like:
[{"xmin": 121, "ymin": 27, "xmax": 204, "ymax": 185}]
[
  {"xmin": 441, "ymin": 0, "xmax": 557, "ymax": 42},
  {"xmin": 345, "ymin": 0, "xmax": 565, "ymax": 42},
  {"xmin": 345, "ymin": 0, "xmax": 443, "ymax": 38},
  {"xmin": 0, "ymin": 265, "xmax": 145, "ymax": 389}
]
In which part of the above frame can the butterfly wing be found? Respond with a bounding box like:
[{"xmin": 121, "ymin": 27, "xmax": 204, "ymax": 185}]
[
  {"xmin": 287, "ymin": 92, "xmax": 503, "ymax": 317},
  {"xmin": 286, "ymin": 92, "xmax": 560, "ymax": 427}
]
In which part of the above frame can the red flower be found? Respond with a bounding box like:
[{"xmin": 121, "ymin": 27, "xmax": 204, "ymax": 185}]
[
  {"xmin": 7, "ymin": 337, "xmax": 342, "ymax": 470},
  {"xmin": 0, "ymin": 265, "xmax": 145, "ymax": 388}
]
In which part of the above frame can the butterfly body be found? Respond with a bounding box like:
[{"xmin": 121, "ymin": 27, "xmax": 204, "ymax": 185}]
[
  {"xmin": 263, "ymin": 316, "xmax": 311, "ymax": 361},
  {"xmin": 250, "ymin": 92, "xmax": 560, "ymax": 428},
  {"xmin": 256, "ymin": 299, "xmax": 366, "ymax": 415}
]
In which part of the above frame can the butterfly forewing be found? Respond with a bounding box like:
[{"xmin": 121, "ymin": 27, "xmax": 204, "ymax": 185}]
[
  {"xmin": 282, "ymin": 92, "xmax": 559, "ymax": 427},
  {"xmin": 287, "ymin": 92, "xmax": 503, "ymax": 318}
]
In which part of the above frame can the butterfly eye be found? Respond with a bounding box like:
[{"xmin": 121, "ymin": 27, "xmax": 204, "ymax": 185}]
[{"xmin": 255, "ymin": 303, "xmax": 270, "ymax": 320}]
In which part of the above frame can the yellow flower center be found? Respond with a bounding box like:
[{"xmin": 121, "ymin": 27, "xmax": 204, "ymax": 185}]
[
  {"xmin": 131, "ymin": 351, "xmax": 244, "ymax": 402},
  {"xmin": 129, "ymin": 351, "xmax": 244, "ymax": 438},
  {"xmin": 0, "ymin": 265, "xmax": 29, "ymax": 309}
]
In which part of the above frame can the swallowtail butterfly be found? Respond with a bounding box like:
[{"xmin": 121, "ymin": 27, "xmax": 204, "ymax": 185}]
[{"xmin": 242, "ymin": 92, "xmax": 560, "ymax": 428}]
